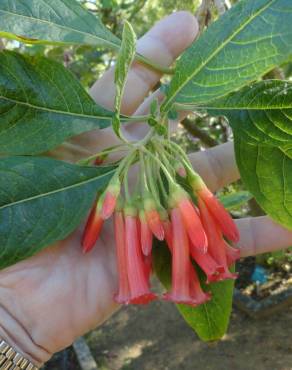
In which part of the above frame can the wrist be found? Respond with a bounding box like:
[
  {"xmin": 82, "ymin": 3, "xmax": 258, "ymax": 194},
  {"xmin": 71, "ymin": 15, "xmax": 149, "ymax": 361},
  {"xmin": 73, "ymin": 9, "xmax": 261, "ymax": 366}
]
[{"xmin": 0, "ymin": 306, "xmax": 52, "ymax": 367}]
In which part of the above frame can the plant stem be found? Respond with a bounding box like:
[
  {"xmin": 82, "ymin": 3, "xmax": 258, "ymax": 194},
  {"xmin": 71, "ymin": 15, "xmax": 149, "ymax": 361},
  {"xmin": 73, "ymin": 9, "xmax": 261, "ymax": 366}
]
[
  {"xmin": 155, "ymin": 162, "xmax": 169, "ymax": 203},
  {"xmin": 181, "ymin": 117, "xmax": 218, "ymax": 147},
  {"xmin": 77, "ymin": 145, "xmax": 129, "ymax": 165},
  {"xmin": 145, "ymin": 155, "xmax": 160, "ymax": 204},
  {"xmin": 139, "ymin": 151, "xmax": 148, "ymax": 193},
  {"xmin": 140, "ymin": 146, "xmax": 175, "ymax": 185},
  {"xmin": 121, "ymin": 151, "xmax": 137, "ymax": 202}
]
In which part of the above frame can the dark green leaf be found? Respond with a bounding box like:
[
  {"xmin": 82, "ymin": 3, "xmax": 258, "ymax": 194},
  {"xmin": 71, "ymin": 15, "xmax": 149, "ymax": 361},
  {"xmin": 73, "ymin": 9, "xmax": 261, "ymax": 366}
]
[
  {"xmin": 153, "ymin": 242, "xmax": 234, "ymax": 342},
  {"xmin": 0, "ymin": 156, "xmax": 116, "ymax": 269},
  {"xmin": 207, "ymin": 80, "xmax": 292, "ymax": 111},
  {"xmin": 214, "ymin": 80, "xmax": 292, "ymax": 229},
  {"xmin": 0, "ymin": 0, "xmax": 120, "ymax": 50},
  {"xmin": 0, "ymin": 51, "xmax": 117, "ymax": 155},
  {"xmin": 113, "ymin": 21, "xmax": 136, "ymax": 139},
  {"xmin": 234, "ymin": 138, "xmax": 292, "ymax": 229},
  {"xmin": 162, "ymin": 0, "xmax": 292, "ymax": 112}
]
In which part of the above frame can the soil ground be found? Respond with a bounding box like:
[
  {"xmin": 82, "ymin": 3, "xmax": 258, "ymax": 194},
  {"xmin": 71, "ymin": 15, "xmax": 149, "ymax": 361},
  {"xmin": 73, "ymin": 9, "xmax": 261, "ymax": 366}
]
[{"xmin": 85, "ymin": 295, "xmax": 292, "ymax": 370}]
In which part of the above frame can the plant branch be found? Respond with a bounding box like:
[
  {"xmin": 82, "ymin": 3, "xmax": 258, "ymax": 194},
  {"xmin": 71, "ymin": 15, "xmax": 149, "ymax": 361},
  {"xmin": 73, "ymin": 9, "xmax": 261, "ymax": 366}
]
[
  {"xmin": 181, "ymin": 117, "xmax": 217, "ymax": 147},
  {"xmin": 195, "ymin": 0, "xmax": 213, "ymax": 32}
]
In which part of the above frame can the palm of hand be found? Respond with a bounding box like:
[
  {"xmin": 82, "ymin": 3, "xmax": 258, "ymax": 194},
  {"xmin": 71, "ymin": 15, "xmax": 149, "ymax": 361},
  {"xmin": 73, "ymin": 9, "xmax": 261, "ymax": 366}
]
[
  {"xmin": 0, "ymin": 221, "xmax": 117, "ymax": 354},
  {"xmin": 0, "ymin": 11, "xmax": 199, "ymax": 354}
]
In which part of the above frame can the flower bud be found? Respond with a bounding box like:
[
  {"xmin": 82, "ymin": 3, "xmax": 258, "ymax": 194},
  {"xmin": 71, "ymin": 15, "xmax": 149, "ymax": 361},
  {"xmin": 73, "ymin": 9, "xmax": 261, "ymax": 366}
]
[{"xmin": 101, "ymin": 178, "xmax": 121, "ymax": 220}]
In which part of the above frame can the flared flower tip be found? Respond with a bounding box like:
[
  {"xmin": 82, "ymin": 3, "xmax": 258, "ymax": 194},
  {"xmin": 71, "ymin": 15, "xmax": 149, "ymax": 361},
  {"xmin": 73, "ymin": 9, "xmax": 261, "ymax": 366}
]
[
  {"xmin": 163, "ymin": 292, "xmax": 201, "ymax": 307},
  {"xmin": 164, "ymin": 208, "xmax": 205, "ymax": 307},
  {"xmin": 189, "ymin": 265, "xmax": 212, "ymax": 304},
  {"xmin": 129, "ymin": 292, "xmax": 157, "ymax": 305},
  {"xmin": 82, "ymin": 205, "xmax": 104, "ymax": 253},
  {"xmin": 163, "ymin": 272, "xmax": 211, "ymax": 306},
  {"xmin": 190, "ymin": 246, "xmax": 225, "ymax": 283},
  {"xmin": 197, "ymin": 187, "xmax": 240, "ymax": 243}
]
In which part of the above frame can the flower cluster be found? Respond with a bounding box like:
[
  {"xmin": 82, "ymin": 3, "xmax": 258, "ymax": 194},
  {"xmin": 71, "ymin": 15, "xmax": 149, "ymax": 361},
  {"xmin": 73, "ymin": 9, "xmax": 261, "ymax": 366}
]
[{"xmin": 81, "ymin": 138, "xmax": 240, "ymax": 307}]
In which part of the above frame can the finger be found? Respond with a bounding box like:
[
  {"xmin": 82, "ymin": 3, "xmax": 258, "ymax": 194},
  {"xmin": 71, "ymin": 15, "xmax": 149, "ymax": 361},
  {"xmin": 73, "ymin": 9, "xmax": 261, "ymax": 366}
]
[
  {"xmin": 236, "ymin": 216, "xmax": 292, "ymax": 257},
  {"xmin": 189, "ymin": 142, "xmax": 240, "ymax": 192},
  {"xmin": 64, "ymin": 12, "xmax": 198, "ymax": 161},
  {"xmin": 90, "ymin": 11, "xmax": 199, "ymax": 115}
]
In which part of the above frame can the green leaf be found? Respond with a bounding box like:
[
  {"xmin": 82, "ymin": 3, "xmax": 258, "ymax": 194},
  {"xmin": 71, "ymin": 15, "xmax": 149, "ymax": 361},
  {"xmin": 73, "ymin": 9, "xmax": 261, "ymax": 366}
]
[
  {"xmin": 113, "ymin": 21, "xmax": 137, "ymax": 139},
  {"xmin": 219, "ymin": 191, "xmax": 253, "ymax": 210},
  {"xmin": 234, "ymin": 138, "xmax": 292, "ymax": 229},
  {"xmin": 153, "ymin": 242, "xmax": 234, "ymax": 342},
  {"xmin": 0, "ymin": 0, "xmax": 120, "ymax": 50},
  {"xmin": 0, "ymin": 50, "xmax": 117, "ymax": 155},
  {"xmin": 214, "ymin": 80, "xmax": 292, "ymax": 229},
  {"xmin": 0, "ymin": 156, "xmax": 116, "ymax": 270},
  {"xmin": 162, "ymin": 0, "xmax": 292, "ymax": 112},
  {"xmin": 206, "ymin": 80, "xmax": 292, "ymax": 112}
]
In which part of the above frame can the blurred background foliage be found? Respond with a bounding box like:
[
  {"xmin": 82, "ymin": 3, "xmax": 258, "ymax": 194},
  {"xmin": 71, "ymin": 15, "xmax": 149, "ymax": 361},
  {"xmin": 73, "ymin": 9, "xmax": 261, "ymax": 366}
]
[{"xmin": 1, "ymin": 0, "xmax": 292, "ymax": 268}]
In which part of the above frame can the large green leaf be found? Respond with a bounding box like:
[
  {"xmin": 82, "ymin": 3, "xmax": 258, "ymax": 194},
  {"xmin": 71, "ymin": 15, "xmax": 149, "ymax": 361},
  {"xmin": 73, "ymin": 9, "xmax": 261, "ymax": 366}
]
[
  {"xmin": 213, "ymin": 80, "xmax": 292, "ymax": 229},
  {"xmin": 0, "ymin": 156, "xmax": 116, "ymax": 270},
  {"xmin": 153, "ymin": 242, "xmax": 234, "ymax": 342},
  {"xmin": 0, "ymin": 0, "xmax": 120, "ymax": 50},
  {"xmin": 0, "ymin": 51, "xmax": 117, "ymax": 155},
  {"xmin": 161, "ymin": 0, "xmax": 292, "ymax": 112}
]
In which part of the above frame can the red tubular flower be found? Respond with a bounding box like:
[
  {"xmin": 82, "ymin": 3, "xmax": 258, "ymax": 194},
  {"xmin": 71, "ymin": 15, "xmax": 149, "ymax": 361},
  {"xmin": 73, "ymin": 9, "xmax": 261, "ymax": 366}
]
[
  {"xmin": 114, "ymin": 211, "xmax": 131, "ymax": 304},
  {"xmin": 125, "ymin": 208, "xmax": 157, "ymax": 304},
  {"xmin": 189, "ymin": 264, "xmax": 211, "ymax": 304},
  {"xmin": 198, "ymin": 198, "xmax": 238, "ymax": 280},
  {"xmin": 172, "ymin": 188, "xmax": 207, "ymax": 253},
  {"xmin": 144, "ymin": 198, "xmax": 165, "ymax": 241},
  {"xmin": 139, "ymin": 210, "xmax": 153, "ymax": 256},
  {"xmin": 101, "ymin": 180, "xmax": 121, "ymax": 220},
  {"xmin": 164, "ymin": 208, "xmax": 201, "ymax": 306},
  {"xmin": 197, "ymin": 186, "xmax": 239, "ymax": 243},
  {"xmin": 82, "ymin": 202, "xmax": 104, "ymax": 253},
  {"xmin": 178, "ymin": 198, "xmax": 207, "ymax": 253},
  {"xmin": 190, "ymin": 246, "xmax": 225, "ymax": 283}
]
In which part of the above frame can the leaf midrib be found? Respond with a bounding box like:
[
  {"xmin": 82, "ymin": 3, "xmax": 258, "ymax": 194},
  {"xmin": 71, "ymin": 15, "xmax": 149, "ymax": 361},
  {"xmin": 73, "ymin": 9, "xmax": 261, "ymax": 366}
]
[
  {"xmin": 0, "ymin": 9, "xmax": 120, "ymax": 50},
  {"xmin": 175, "ymin": 104, "xmax": 292, "ymax": 111},
  {"xmin": 163, "ymin": 0, "xmax": 276, "ymax": 110},
  {"xmin": 0, "ymin": 95, "xmax": 113, "ymax": 120},
  {"xmin": 0, "ymin": 167, "xmax": 116, "ymax": 210}
]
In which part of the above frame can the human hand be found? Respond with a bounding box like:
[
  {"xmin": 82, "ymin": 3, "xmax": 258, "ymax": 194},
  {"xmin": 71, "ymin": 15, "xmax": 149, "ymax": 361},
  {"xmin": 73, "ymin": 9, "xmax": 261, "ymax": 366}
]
[
  {"xmin": 0, "ymin": 11, "xmax": 199, "ymax": 367},
  {"xmin": 1, "ymin": 10, "xmax": 292, "ymax": 368}
]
